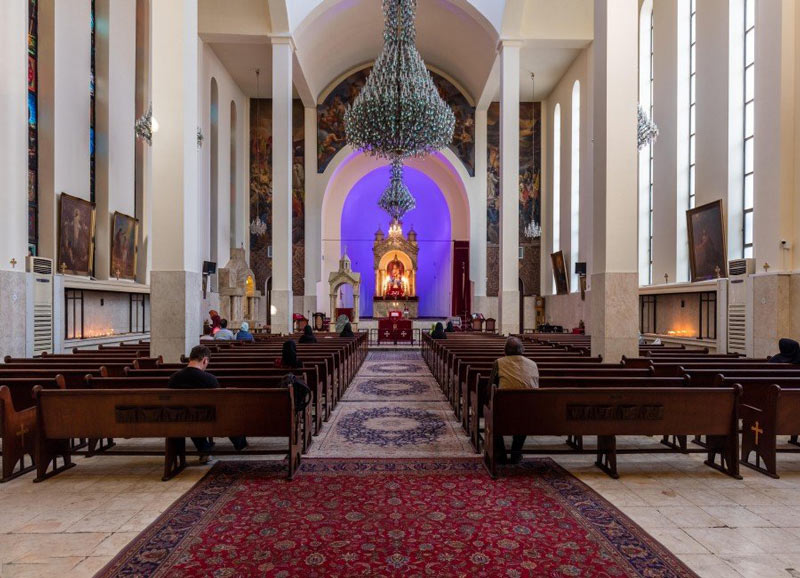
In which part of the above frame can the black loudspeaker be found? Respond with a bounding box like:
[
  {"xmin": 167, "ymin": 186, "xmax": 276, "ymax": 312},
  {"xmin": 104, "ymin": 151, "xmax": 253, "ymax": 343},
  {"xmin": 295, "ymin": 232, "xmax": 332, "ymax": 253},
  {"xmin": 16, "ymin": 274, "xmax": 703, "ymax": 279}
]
[
  {"xmin": 575, "ymin": 262, "xmax": 587, "ymax": 275},
  {"xmin": 203, "ymin": 261, "xmax": 217, "ymax": 275}
]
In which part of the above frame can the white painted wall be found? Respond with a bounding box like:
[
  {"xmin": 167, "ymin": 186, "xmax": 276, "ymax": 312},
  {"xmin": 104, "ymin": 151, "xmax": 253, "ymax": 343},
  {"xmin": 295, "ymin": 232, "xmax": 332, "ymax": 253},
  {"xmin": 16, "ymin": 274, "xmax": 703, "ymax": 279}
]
[
  {"xmin": 199, "ymin": 40, "xmax": 248, "ymax": 272},
  {"xmin": 543, "ymin": 45, "xmax": 593, "ymax": 299}
]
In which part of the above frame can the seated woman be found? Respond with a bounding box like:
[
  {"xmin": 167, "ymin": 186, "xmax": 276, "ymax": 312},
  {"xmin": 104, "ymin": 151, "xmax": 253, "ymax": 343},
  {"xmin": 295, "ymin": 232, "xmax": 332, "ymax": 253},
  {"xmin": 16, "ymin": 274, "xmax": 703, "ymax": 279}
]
[
  {"xmin": 236, "ymin": 321, "xmax": 254, "ymax": 342},
  {"xmin": 299, "ymin": 325, "xmax": 317, "ymax": 344},
  {"xmin": 445, "ymin": 321, "xmax": 456, "ymax": 333},
  {"xmin": 276, "ymin": 339, "xmax": 302, "ymax": 369},
  {"xmin": 769, "ymin": 338, "xmax": 800, "ymax": 364},
  {"xmin": 340, "ymin": 322, "xmax": 355, "ymax": 338},
  {"xmin": 334, "ymin": 314, "xmax": 350, "ymax": 334},
  {"xmin": 431, "ymin": 322, "xmax": 447, "ymax": 340}
]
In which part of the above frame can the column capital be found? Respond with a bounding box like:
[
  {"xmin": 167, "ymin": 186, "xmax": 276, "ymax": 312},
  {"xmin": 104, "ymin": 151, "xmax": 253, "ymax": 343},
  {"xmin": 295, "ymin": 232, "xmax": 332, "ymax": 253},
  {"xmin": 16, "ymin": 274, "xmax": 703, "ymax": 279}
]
[
  {"xmin": 497, "ymin": 38, "xmax": 524, "ymax": 52},
  {"xmin": 270, "ymin": 35, "xmax": 296, "ymax": 51}
]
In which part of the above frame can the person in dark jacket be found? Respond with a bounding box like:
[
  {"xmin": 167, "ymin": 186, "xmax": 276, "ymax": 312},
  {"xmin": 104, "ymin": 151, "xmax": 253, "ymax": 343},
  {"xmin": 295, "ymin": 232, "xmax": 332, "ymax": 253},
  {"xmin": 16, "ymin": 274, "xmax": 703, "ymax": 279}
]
[
  {"xmin": 168, "ymin": 345, "xmax": 247, "ymax": 462},
  {"xmin": 299, "ymin": 325, "xmax": 317, "ymax": 344},
  {"xmin": 769, "ymin": 338, "xmax": 800, "ymax": 364},
  {"xmin": 445, "ymin": 321, "xmax": 456, "ymax": 333},
  {"xmin": 277, "ymin": 339, "xmax": 302, "ymax": 369},
  {"xmin": 431, "ymin": 322, "xmax": 447, "ymax": 339},
  {"xmin": 340, "ymin": 322, "xmax": 355, "ymax": 338}
]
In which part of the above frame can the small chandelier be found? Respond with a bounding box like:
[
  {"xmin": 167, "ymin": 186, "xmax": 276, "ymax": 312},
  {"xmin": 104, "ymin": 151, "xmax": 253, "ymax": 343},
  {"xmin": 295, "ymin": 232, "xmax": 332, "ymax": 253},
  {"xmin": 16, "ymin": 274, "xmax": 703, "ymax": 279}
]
[
  {"xmin": 378, "ymin": 160, "xmax": 416, "ymax": 220},
  {"xmin": 344, "ymin": 0, "xmax": 455, "ymax": 161},
  {"xmin": 638, "ymin": 104, "xmax": 659, "ymax": 150},
  {"xmin": 522, "ymin": 71, "xmax": 541, "ymax": 240},
  {"xmin": 523, "ymin": 221, "xmax": 542, "ymax": 239},
  {"xmin": 135, "ymin": 104, "xmax": 157, "ymax": 145}
]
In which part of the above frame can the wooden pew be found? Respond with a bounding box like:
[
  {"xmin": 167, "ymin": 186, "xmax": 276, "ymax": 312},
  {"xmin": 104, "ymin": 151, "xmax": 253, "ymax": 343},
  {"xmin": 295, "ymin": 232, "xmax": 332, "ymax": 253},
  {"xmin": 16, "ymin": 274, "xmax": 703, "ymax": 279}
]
[
  {"xmin": 483, "ymin": 386, "xmax": 741, "ymax": 479},
  {"xmin": 0, "ymin": 377, "xmax": 61, "ymax": 482},
  {"xmin": 33, "ymin": 387, "xmax": 301, "ymax": 481}
]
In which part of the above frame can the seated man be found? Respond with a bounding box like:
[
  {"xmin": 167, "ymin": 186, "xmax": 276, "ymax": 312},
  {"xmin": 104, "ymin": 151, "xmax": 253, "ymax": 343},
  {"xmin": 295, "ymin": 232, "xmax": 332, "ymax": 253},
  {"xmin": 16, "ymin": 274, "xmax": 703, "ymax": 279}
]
[
  {"xmin": 214, "ymin": 319, "xmax": 235, "ymax": 341},
  {"xmin": 490, "ymin": 337, "xmax": 539, "ymax": 464},
  {"xmin": 168, "ymin": 345, "xmax": 247, "ymax": 463}
]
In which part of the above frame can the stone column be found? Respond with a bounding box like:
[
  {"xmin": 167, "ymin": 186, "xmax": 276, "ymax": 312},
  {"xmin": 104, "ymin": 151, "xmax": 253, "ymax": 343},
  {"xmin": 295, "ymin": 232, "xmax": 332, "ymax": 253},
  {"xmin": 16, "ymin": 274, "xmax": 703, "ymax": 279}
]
[
  {"xmin": 0, "ymin": 0, "xmax": 31, "ymax": 358},
  {"xmin": 149, "ymin": 0, "xmax": 201, "ymax": 361},
  {"xmin": 590, "ymin": 0, "xmax": 640, "ymax": 362},
  {"xmin": 471, "ymin": 108, "xmax": 488, "ymax": 314},
  {"xmin": 498, "ymin": 40, "xmax": 522, "ymax": 335},
  {"xmin": 271, "ymin": 38, "xmax": 293, "ymax": 335}
]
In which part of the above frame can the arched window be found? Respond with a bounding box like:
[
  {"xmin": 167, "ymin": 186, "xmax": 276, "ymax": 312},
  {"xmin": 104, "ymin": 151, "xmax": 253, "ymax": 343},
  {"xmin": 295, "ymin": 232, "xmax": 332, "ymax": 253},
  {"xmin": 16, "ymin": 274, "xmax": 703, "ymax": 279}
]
[
  {"xmin": 552, "ymin": 103, "xmax": 561, "ymax": 294},
  {"xmin": 230, "ymin": 100, "xmax": 237, "ymax": 250},
  {"xmin": 638, "ymin": 0, "xmax": 654, "ymax": 285},
  {"xmin": 743, "ymin": 0, "xmax": 755, "ymax": 258},
  {"xmin": 570, "ymin": 81, "xmax": 580, "ymax": 292},
  {"xmin": 210, "ymin": 78, "xmax": 219, "ymax": 263}
]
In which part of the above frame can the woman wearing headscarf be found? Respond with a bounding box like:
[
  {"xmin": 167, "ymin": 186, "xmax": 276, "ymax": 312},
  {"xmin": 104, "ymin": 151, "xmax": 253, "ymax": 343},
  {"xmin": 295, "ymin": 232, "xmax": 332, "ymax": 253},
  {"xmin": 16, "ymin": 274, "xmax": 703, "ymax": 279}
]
[
  {"xmin": 299, "ymin": 324, "xmax": 317, "ymax": 344},
  {"xmin": 276, "ymin": 339, "xmax": 302, "ymax": 369},
  {"xmin": 340, "ymin": 322, "xmax": 355, "ymax": 338},
  {"xmin": 431, "ymin": 322, "xmax": 447, "ymax": 340},
  {"xmin": 334, "ymin": 314, "xmax": 350, "ymax": 334},
  {"xmin": 445, "ymin": 321, "xmax": 456, "ymax": 333},
  {"xmin": 236, "ymin": 321, "xmax": 254, "ymax": 342},
  {"xmin": 769, "ymin": 338, "xmax": 800, "ymax": 364}
]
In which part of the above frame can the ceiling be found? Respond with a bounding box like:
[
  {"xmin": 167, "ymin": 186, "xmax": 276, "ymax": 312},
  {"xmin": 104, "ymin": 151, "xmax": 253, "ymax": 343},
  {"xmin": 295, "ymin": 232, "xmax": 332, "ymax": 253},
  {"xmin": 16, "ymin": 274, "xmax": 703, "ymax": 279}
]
[{"xmin": 201, "ymin": 0, "xmax": 593, "ymax": 104}]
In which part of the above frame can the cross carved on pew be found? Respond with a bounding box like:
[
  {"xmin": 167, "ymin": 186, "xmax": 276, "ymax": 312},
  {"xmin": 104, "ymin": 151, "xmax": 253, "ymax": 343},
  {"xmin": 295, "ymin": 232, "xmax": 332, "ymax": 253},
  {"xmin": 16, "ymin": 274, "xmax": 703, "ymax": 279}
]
[
  {"xmin": 16, "ymin": 423, "xmax": 29, "ymax": 446},
  {"xmin": 751, "ymin": 421, "xmax": 764, "ymax": 446}
]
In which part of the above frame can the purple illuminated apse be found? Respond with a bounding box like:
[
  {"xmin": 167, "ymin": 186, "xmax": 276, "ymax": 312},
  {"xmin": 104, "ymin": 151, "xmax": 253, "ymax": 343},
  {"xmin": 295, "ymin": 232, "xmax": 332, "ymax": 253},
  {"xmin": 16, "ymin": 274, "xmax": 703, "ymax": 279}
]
[{"xmin": 340, "ymin": 166, "xmax": 453, "ymax": 318}]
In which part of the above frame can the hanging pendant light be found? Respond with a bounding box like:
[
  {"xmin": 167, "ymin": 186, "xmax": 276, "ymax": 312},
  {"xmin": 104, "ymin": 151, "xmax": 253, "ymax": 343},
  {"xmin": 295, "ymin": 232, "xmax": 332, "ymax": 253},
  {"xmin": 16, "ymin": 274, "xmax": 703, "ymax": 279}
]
[
  {"xmin": 523, "ymin": 72, "xmax": 542, "ymax": 239},
  {"xmin": 344, "ymin": 0, "xmax": 455, "ymax": 161}
]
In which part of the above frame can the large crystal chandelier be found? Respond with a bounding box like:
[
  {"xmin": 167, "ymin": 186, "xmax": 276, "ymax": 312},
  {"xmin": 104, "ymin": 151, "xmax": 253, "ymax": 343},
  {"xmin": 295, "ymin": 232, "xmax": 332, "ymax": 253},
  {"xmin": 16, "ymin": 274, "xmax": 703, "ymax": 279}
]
[
  {"xmin": 378, "ymin": 160, "xmax": 416, "ymax": 221},
  {"xmin": 345, "ymin": 0, "xmax": 455, "ymax": 220},
  {"xmin": 344, "ymin": 0, "xmax": 455, "ymax": 160}
]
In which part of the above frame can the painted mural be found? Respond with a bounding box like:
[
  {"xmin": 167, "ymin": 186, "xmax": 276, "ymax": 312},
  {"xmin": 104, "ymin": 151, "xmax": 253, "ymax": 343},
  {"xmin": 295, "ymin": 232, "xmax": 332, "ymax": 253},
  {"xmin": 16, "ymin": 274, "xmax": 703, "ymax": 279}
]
[
  {"xmin": 317, "ymin": 67, "xmax": 475, "ymax": 175},
  {"xmin": 486, "ymin": 101, "xmax": 541, "ymax": 297},
  {"xmin": 249, "ymin": 99, "xmax": 305, "ymax": 295}
]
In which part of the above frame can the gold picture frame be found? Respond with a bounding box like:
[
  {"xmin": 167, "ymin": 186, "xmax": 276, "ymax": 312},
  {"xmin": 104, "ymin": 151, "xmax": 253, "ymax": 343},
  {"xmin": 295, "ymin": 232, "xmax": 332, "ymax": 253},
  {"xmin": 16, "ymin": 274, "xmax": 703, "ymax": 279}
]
[
  {"xmin": 110, "ymin": 211, "xmax": 139, "ymax": 280},
  {"xmin": 551, "ymin": 250, "xmax": 570, "ymax": 295},
  {"xmin": 687, "ymin": 199, "xmax": 727, "ymax": 282},
  {"xmin": 57, "ymin": 192, "xmax": 96, "ymax": 276}
]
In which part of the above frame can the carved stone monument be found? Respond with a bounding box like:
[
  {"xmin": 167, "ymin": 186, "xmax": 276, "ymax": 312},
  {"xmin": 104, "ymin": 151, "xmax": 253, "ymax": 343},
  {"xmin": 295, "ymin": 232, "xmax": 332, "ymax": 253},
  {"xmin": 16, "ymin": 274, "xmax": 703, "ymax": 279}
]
[
  {"xmin": 328, "ymin": 251, "xmax": 361, "ymax": 329},
  {"xmin": 218, "ymin": 248, "xmax": 262, "ymax": 329}
]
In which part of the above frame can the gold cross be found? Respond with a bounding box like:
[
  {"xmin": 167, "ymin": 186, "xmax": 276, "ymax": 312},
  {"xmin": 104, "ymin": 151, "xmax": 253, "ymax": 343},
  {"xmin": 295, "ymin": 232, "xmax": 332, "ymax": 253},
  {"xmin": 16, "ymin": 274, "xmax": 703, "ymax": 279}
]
[
  {"xmin": 9, "ymin": 258, "xmax": 17, "ymax": 269},
  {"xmin": 714, "ymin": 265, "xmax": 722, "ymax": 278},
  {"xmin": 59, "ymin": 262, "xmax": 67, "ymax": 274},
  {"xmin": 763, "ymin": 262, "xmax": 771, "ymax": 273},
  {"xmin": 16, "ymin": 423, "xmax": 29, "ymax": 446},
  {"xmin": 751, "ymin": 421, "xmax": 764, "ymax": 446}
]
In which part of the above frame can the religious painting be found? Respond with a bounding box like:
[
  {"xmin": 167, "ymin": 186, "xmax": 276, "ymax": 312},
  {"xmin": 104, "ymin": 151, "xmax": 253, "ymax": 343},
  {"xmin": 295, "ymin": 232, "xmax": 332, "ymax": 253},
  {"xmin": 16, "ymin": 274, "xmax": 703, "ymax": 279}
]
[
  {"xmin": 249, "ymin": 98, "xmax": 305, "ymax": 294},
  {"xmin": 317, "ymin": 66, "xmax": 475, "ymax": 175},
  {"xmin": 486, "ymin": 103, "xmax": 501, "ymax": 246},
  {"xmin": 519, "ymin": 102, "xmax": 541, "ymax": 239},
  {"xmin": 57, "ymin": 193, "xmax": 95, "ymax": 276},
  {"xmin": 687, "ymin": 200, "xmax": 727, "ymax": 282},
  {"xmin": 28, "ymin": 0, "xmax": 39, "ymax": 253},
  {"xmin": 431, "ymin": 73, "xmax": 475, "ymax": 175},
  {"xmin": 551, "ymin": 250, "xmax": 570, "ymax": 295},
  {"xmin": 110, "ymin": 212, "xmax": 138, "ymax": 280}
]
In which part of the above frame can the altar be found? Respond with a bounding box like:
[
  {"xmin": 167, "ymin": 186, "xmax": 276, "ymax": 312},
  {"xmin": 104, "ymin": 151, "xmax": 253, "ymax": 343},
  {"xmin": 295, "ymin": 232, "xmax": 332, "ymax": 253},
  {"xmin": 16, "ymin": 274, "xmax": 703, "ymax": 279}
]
[
  {"xmin": 378, "ymin": 317, "xmax": 414, "ymax": 344},
  {"xmin": 372, "ymin": 219, "xmax": 419, "ymax": 318}
]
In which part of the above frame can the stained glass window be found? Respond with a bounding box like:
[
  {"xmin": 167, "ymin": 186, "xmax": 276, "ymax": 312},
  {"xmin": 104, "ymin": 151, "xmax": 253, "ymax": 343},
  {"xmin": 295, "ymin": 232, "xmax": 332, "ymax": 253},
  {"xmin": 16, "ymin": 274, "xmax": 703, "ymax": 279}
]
[{"xmin": 28, "ymin": 0, "xmax": 38, "ymax": 256}]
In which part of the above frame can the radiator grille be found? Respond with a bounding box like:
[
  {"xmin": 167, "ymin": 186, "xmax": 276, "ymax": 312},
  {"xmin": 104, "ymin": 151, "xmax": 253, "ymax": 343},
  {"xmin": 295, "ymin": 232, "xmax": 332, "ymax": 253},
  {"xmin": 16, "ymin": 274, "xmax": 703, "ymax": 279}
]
[{"xmin": 727, "ymin": 303, "xmax": 747, "ymax": 355}]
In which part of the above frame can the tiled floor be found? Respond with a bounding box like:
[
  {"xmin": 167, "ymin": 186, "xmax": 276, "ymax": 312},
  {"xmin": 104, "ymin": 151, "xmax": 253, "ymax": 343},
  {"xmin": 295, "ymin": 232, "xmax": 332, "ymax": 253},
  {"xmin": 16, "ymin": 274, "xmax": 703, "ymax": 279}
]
[{"xmin": 4, "ymin": 351, "xmax": 800, "ymax": 577}]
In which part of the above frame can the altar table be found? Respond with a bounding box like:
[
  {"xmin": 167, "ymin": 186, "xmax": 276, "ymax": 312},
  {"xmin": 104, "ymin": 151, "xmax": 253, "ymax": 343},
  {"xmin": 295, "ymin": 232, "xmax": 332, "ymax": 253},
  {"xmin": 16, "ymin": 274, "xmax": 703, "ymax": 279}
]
[{"xmin": 377, "ymin": 318, "xmax": 414, "ymax": 345}]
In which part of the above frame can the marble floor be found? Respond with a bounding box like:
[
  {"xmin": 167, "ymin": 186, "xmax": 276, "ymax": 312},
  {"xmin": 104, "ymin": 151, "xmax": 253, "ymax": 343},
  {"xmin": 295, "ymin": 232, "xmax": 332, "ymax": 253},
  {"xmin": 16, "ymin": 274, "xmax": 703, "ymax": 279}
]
[{"xmin": 3, "ymin": 350, "xmax": 800, "ymax": 577}]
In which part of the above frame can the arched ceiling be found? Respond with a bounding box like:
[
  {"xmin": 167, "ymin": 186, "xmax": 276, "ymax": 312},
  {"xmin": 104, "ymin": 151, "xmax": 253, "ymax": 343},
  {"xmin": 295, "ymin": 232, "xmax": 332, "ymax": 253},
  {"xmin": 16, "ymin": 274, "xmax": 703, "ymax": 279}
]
[
  {"xmin": 293, "ymin": 0, "xmax": 497, "ymax": 103},
  {"xmin": 199, "ymin": 0, "xmax": 594, "ymax": 104}
]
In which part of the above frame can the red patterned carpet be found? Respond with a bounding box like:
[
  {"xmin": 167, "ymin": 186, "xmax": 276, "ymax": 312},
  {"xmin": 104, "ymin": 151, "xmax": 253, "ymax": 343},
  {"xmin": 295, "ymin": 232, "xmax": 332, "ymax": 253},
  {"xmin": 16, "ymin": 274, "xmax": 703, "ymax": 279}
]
[{"xmin": 98, "ymin": 459, "xmax": 697, "ymax": 578}]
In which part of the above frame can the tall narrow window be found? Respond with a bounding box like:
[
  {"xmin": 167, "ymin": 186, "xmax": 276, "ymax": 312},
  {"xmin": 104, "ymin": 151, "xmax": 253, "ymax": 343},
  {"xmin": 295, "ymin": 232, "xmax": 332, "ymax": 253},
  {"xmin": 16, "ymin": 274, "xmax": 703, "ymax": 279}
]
[
  {"xmin": 570, "ymin": 81, "xmax": 580, "ymax": 292},
  {"xmin": 638, "ymin": 1, "xmax": 654, "ymax": 285},
  {"xmin": 28, "ymin": 0, "xmax": 38, "ymax": 256},
  {"xmin": 89, "ymin": 0, "xmax": 96, "ymax": 202},
  {"xmin": 552, "ymin": 103, "xmax": 561, "ymax": 294},
  {"xmin": 688, "ymin": 0, "xmax": 696, "ymax": 210},
  {"xmin": 743, "ymin": 0, "xmax": 755, "ymax": 258},
  {"xmin": 210, "ymin": 78, "xmax": 219, "ymax": 263}
]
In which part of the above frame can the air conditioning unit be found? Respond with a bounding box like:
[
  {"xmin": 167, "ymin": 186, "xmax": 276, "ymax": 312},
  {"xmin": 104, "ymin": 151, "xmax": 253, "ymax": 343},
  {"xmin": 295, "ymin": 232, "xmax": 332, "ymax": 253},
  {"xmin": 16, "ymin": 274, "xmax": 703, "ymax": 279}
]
[
  {"xmin": 26, "ymin": 256, "xmax": 54, "ymax": 355},
  {"xmin": 727, "ymin": 258, "xmax": 754, "ymax": 356}
]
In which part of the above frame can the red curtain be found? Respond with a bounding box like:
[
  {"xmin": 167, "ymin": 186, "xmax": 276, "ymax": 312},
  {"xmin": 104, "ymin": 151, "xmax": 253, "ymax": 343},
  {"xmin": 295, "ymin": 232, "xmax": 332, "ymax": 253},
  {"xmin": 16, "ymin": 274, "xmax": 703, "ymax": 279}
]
[{"xmin": 451, "ymin": 241, "xmax": 470, "ymax": 317}]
